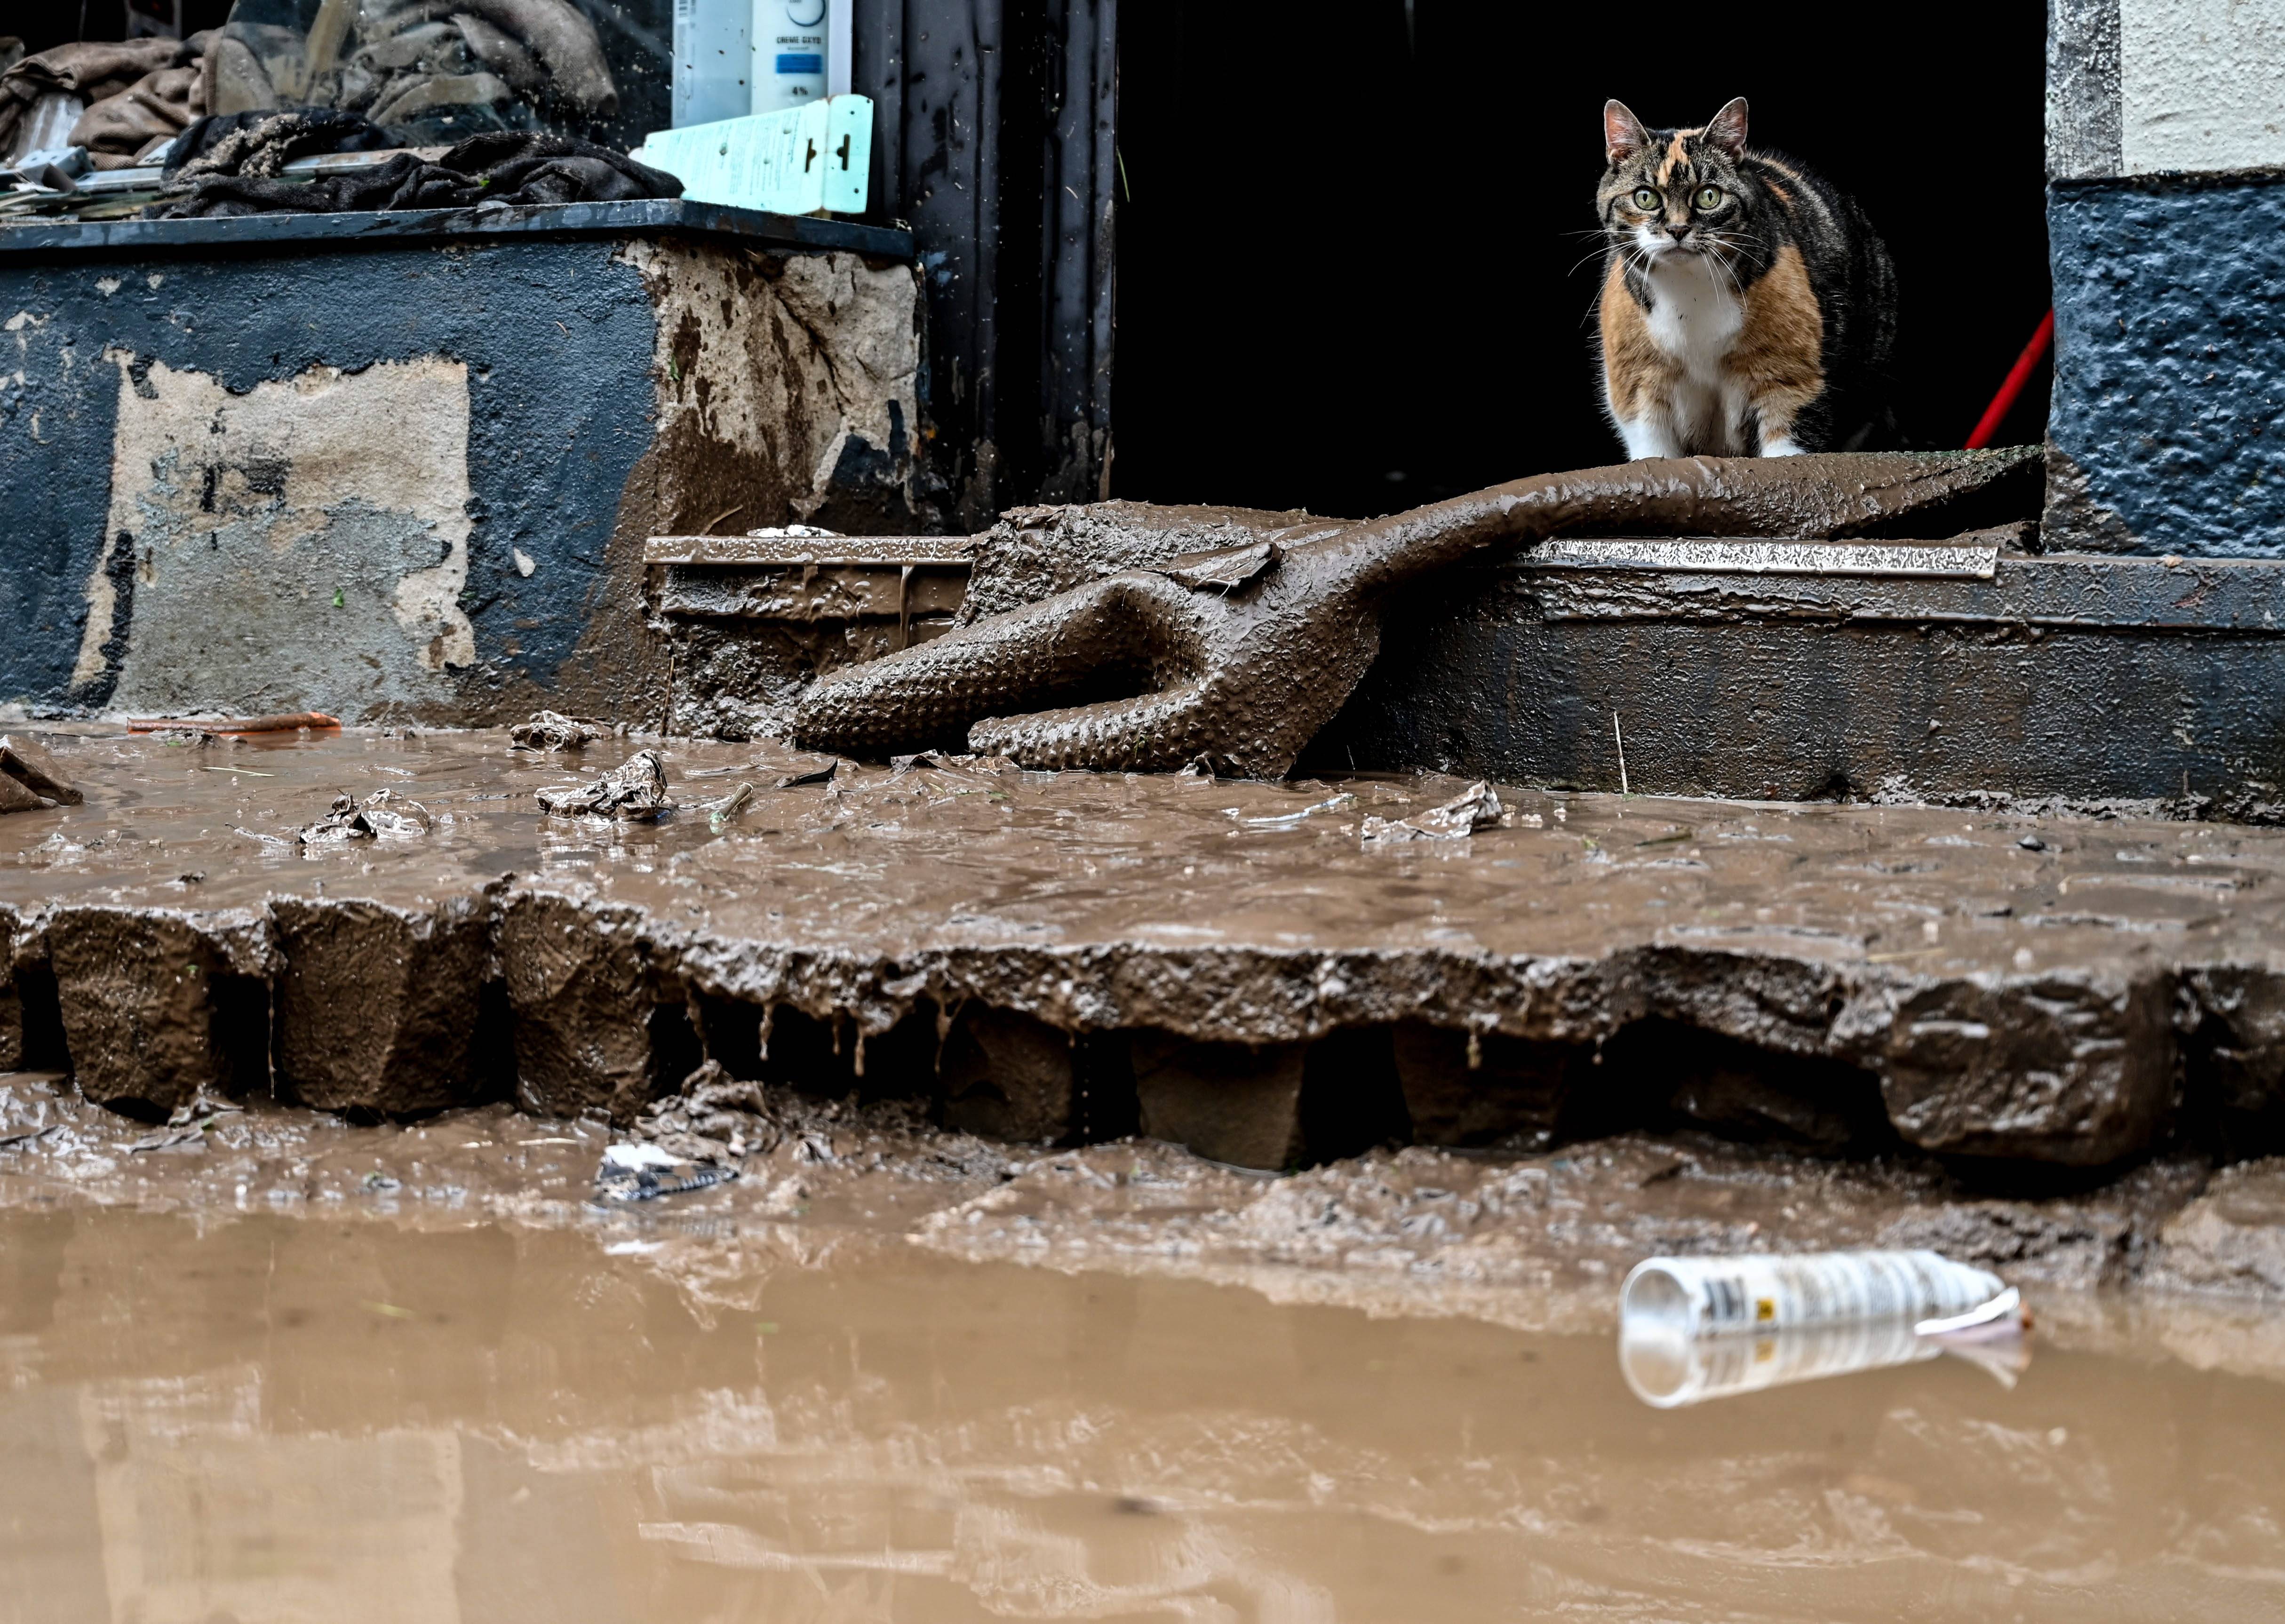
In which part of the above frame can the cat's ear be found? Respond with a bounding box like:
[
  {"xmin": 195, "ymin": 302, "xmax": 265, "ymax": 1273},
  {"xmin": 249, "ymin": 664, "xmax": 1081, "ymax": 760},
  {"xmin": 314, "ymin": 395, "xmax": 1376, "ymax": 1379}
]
[
  {"xmin": 1603, "ymin": 100, "xmax": 1651, "ymax": 165},
  {"xmin": 1703, "ymin": 97, "xmax": 1750, "ymax": 158}
]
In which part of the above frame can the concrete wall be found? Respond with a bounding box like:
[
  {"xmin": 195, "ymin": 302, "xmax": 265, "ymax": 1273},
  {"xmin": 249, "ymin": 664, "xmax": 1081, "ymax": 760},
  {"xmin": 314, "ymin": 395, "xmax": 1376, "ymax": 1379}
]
[
  {"xmin": 0, "ymin": 229, "xmax": 923, "ymax": 727},
  {"xmin": 2046, "ymin": 0, "xmax": 2285, "ymax": 556}
]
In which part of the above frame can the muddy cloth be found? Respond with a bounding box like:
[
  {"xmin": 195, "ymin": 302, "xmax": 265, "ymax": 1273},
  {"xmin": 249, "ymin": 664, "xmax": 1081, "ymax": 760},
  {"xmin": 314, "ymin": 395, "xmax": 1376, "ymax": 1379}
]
[
  {"xmin": 0, "ymin": 35, "xmax": 205, "ymax": 161},
  {"xmin": 353, "ymin": 0, "xmax": 618, "ymax": 117},
  {"xmin": 161, "ymin": 109, "xmax": 397, "ymax": 182},
  {"xmin": 796, "ymin": 449, "xmax": 2046, "ymax": 779},
  {"xmin": 69, "ymin": 61, "xmax": 208, "ymax": 165},
  {"xmin": 509, "ymin": 710, "xmax": 600, "ymax": 752},
  {"xmin": 536, "ymin": 748, "xmax": 675, "ymax": 820},
  {"xmin": 294, "ymin": 788, "xmax": 431, "ymax": 846},
  {"xmin": 158, "ymin": 128, "xmax": 679, "ymax": 216}
]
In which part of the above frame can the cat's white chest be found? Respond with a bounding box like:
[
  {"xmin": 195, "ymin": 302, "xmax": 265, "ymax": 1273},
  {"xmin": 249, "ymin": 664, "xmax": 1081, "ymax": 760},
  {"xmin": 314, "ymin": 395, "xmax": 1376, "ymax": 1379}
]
[{"xmin": 1641, "ymin": 254, "xmax": 1744, "ymax": 377}]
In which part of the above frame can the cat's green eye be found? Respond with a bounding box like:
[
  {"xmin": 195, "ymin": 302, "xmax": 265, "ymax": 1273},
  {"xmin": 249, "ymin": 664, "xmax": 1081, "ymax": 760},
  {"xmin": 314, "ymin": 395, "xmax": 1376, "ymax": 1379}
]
[
  {"xmin": 1632, "ymin": 187, "xmax": 1660, "ymax": 211},
  {"xmin": 1695, "ymin": 185, "xmax": 1723, "ymax": 209}
]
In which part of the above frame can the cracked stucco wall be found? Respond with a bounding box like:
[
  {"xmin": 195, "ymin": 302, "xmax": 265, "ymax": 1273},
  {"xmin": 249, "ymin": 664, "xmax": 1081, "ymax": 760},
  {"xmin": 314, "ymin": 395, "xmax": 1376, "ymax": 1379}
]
[
  {"xmin": 73, "ymin": 354, "xmax": 478, "ymax": 717},
  {"xmin": 0, "ymin": 234, "xmax": 925, "ymax": 726},
  {"xmin": 625, "ymin": 243, "xmax": 924, "ymax": 538}
]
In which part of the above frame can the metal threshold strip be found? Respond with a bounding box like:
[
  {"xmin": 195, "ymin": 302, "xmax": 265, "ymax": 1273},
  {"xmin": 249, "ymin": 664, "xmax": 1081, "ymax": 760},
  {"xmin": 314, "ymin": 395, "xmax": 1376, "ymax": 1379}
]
[
  {"xmin": 645, "ymin": 533, "xmax": 974, "ymax": 568},
  {"xmin": 1528, "ymin": 534, "xmax": 2003, "ymax": 580}
]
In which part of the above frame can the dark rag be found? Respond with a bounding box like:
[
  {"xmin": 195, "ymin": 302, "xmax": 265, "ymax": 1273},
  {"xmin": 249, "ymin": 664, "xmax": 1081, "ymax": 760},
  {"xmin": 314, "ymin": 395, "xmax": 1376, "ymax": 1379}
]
[{"xmin": 157, "ymin": 129, "xmax": 682, "ymax": 217}]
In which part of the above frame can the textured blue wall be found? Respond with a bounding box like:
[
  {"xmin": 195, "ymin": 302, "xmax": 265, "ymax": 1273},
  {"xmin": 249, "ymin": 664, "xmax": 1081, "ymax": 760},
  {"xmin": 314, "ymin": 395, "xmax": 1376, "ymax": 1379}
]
[
  {"xmin": 2047, "ymin": 173, "xmax": 2285, "ymax": 557},
  {"xmin": 0, "ymin": 241, "xmax": 657, "ymax": 712}
]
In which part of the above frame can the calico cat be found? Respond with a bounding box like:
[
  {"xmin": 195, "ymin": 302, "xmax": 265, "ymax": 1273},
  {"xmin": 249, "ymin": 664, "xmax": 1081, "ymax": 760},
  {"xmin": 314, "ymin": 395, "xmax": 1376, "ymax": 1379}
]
[{"xmin": 1596, "ymin": 97, "xmax": 1897, "ymax": 458}]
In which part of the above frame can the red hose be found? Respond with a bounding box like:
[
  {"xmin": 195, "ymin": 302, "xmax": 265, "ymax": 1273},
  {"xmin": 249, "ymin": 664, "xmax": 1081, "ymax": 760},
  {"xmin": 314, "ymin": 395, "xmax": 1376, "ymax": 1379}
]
[{"xmin": 1966, "ymin": 309, "xmax": 2055, "ymax": 449}]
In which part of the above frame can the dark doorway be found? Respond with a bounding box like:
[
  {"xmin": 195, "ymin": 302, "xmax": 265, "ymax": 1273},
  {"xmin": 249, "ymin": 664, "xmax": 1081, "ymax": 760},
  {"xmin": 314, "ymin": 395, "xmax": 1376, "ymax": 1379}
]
[{"xmin": 1111, "ymin": 3, "xmax": 2053, "ymax": 518}]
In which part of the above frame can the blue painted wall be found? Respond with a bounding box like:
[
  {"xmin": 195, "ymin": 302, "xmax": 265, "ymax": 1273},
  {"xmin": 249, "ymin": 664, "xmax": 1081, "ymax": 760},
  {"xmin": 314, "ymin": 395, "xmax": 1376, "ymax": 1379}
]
[
  {"xmin": 2047, "ymin": 173, "xmax": 2285, "ymax": 557},
  {"xmin": 0, "ymin": 240, "xmax": 658, "ymax": 713}
]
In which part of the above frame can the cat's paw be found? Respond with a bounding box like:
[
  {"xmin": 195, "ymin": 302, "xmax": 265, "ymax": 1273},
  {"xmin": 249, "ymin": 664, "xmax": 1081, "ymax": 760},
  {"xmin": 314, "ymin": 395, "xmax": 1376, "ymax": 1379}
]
[{"xmin": 1760, "ymin": 438, "xmax": 1807, "ymax": 457}]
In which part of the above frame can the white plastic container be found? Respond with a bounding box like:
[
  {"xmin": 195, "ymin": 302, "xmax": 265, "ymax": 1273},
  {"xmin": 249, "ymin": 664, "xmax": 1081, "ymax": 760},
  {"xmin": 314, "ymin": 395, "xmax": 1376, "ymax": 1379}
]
[
  {"xmin": 1622, "ymin": 1313, "xmax": 1940, "ymax": 1409},
  {"xmin": 752, "ymin": 0, "xmax": 829, "ymax": 112},
  {"xmin": 1618, "ymin": 1250, "xmax": 2017, "ymax": 1409},
  {"xmin": 674, "ymin": 0, "xmax": 752, "ymax": 127}
]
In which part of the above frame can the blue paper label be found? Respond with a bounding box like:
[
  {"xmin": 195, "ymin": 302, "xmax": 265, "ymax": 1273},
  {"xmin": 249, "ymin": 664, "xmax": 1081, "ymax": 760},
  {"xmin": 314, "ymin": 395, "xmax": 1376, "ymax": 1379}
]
[{"xmin": 775, "ymin": 54, "xmax": 823, "ymax": 73}]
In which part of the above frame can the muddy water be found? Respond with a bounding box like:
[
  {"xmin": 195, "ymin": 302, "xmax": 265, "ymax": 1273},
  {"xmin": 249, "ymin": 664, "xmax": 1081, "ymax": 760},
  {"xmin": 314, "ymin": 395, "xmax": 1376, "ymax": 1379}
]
[{"xmin": 2, "ymin": 1203, "xmax": 2280, "ymax": 1623}]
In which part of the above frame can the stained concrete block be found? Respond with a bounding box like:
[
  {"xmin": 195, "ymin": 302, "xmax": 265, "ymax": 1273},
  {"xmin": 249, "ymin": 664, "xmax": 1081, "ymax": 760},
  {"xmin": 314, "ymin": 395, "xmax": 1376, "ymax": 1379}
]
[
  {"xmin": 0, "ymin": 913, "xmax": 19, "ymax": 1073},
  {"xmin": 46, "ymin": 911, "xmax": 239, "ymax": 1115},
  {"xmin": 1869, "ymin": 975, "xmax": 2176, "ymax": 1166},
  {"xmin": 271, "ymin": 898, "xmax": 492, "ymax": 1115},
  {"xmin": 1132, "ymin": 1033, "xmax": 1308, "ymax": 1170},
  {"xmin": 496, "ymin": 893, "xmax": 657, "ymax": 1122},
  {"xmin": 0, "ymin": 979, "xmax": 20, "ymax": 1073},
  {"xmin": 2183, "ymin": 965, "xmax": 2285, "ymax": 1149},
  {"xmin": 2150, "ymin": 1158, "xmax": 2285, "ymax": 1298},
  {"xmin": 942, "ymin": 1006, "xmax": 1077, "ymax": 1143},
  {"xmin": 1392, "ymin": 1025, "xmax": 1574, "ymax": 1149}
]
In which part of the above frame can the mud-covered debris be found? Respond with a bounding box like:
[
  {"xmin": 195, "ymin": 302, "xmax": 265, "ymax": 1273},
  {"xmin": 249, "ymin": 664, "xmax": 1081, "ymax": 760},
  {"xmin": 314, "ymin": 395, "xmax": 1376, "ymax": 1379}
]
[
  {"xmin": 129, "ymin": 712, "xmax": 339, "ymax": 735},
  {"xmin": 145, "ymin": 728, "xmax": 218, "ymax": 746},
  {"xmin": 604, "ymin": 1141, "xmax": 687, "ymax": 1171},
  {"xmin": 629, "ymin": 1061, "xmax": 781, "ymax": 1166},
  {"xmin": 706, "ymin": 782, "xmax": 755, "ymax": 831},
  {"xmin": 296, "ymin": 787, "xmax": 434, "ymax": 845},
  {"xmin": 0, "ymin": 733, "xmax": 82, "ymax": 812},
  {"xmin": 1362, "ymin": 780, "xmax": 1502, "ymax": 845},
  {"xmin": 511, "ymin": 711, "xmax": 602, "ymax": 752},
  {"xmin": 1228, "ymin": 791, "xmax": 1357, "ymax": 830},
  {"xmin": 537, "ymin": 749, "xmax": 674, "ymax": 820},
  {"xmin": 1155, "ymin": 540, "xmax": 1280, "ymax": 593},
  {"xmin": 889, "ymin": 752, "xmax": 943, "ymax": 777},
  {"xmin": 775, "ymin": 760, "xmax": 839, "ymax": 789},
  {"xmin": 595, "ymin": 1141, "xmax": 740, "ymax": 1202}
]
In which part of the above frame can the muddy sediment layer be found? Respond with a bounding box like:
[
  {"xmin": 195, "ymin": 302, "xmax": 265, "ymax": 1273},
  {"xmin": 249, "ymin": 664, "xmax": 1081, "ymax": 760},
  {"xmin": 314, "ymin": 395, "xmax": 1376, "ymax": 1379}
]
[{"xmin": 4, "ymin": 727, "xmax": 2285, "ymax": 1182}]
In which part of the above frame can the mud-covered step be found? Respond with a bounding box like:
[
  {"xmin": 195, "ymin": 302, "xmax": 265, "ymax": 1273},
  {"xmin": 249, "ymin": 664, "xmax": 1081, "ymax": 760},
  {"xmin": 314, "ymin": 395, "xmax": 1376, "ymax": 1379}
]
[{"xmin": 1, "ymin": 728, "xmax": 2283, "ymax": 1176}]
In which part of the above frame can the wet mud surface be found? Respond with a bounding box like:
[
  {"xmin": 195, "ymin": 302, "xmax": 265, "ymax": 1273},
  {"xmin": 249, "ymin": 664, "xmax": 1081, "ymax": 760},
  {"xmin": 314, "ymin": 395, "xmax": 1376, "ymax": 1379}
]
[
  {"xmin": 6, "ymin": 727, "xmax": 2285, "ymax": 1176},
  {"xmin": 0, "ymin": 1130, "xmax": 2281, "ymax": 1622}
]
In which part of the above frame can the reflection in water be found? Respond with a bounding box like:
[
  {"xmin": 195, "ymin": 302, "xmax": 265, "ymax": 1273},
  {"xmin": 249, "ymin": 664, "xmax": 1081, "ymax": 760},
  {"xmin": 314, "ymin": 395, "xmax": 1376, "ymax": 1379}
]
[
  {"xmin": 0, "ymin": 1209, "xmax": 2282, "ymax": 1623},
  {"xmin": 1619, "ymin": 1313, "xmax": 2035, "ymax": 1409}
]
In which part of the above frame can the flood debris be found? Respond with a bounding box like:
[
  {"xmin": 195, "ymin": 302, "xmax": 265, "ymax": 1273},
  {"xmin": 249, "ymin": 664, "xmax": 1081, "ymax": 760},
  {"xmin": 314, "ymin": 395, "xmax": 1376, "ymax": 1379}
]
[
  {"xmin": 889, "ymin": 752, "xmax": 942, "ymax": 777},
  {"xmin": 510, "ymin": 711, "xmax": 602, "ymax": 752},
  {"xmin": 594, "ymin": 1139, "xmax": 740, "ymax": 1203},
  {"xmin": 295, "ymin": 788, "xmax": 432, "ymax": 845},
  {"xmin": 625, "ymin": 1061, "xmax": 814, "ymax": 1166},
  {"xmin": 1361, "ymin": 780, "xmax": 1501, "ymax": 844},
  {"xmin": 127, "ymin": 712, "xmax": 340, "ymax": 735},
  {"xmin": 0, "ymin": 734, "xmax": 82, "ymax": 812},
  {"xmin": 774, "ymin": 759, "xmax": 839, "ymax": 789},
  {"xmin": 1154, "ymin": 539, "xmax": 1281, "ymax": 593},
  {"xmin": 537, "ymin": 748, "xmax": 674, "ymax": 819},
  {"xmin": 1617, "ymin": 1249, "xmax": 2028, "ymax": 1408},
  {"xmin": 705, "ymin": 781, "xmax": 755, "ymax": 831}
]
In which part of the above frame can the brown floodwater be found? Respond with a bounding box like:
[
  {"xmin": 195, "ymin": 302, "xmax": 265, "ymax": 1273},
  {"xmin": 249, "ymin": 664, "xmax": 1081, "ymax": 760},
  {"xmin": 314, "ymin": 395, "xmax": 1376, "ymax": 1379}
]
[{"xmin": 2, "ymin": 1202, "xmax": 2281, "ymax": 1624}]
